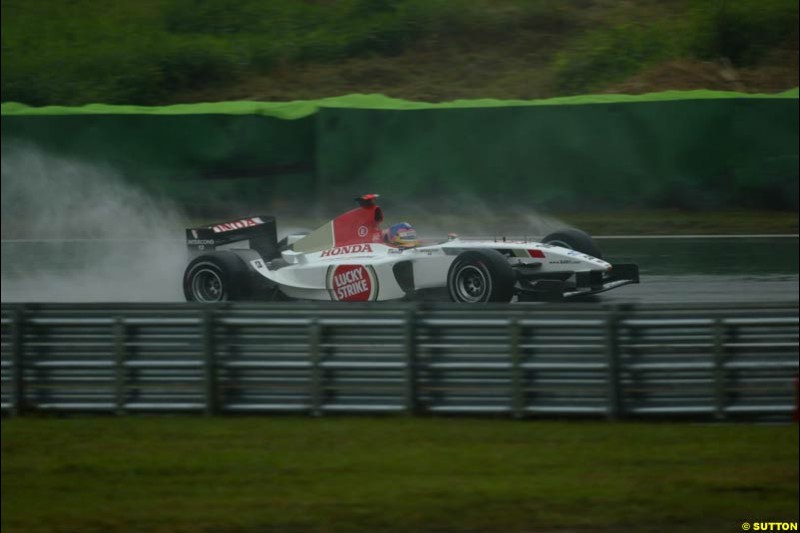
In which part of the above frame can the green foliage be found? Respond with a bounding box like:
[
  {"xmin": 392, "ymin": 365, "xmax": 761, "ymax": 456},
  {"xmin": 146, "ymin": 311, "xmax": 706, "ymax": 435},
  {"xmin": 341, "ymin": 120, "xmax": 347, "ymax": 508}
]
[
  {"xmin": 1, "ymin": 0, "xmax": 797, "ymax": 104},
  {"xmin": 1, "ymin": 0, "xmax": 449, "ymax": 104},
  {"xmin": 553, "ymin": 23, "xmax": 679, "ymax": 94},
  {"xmin": 688, "ymin": 0, "xmax": 800, "ymax": 65},
  {"xmin": 554, "ymin": 0, "xmax": 799, "ymax": 94}
]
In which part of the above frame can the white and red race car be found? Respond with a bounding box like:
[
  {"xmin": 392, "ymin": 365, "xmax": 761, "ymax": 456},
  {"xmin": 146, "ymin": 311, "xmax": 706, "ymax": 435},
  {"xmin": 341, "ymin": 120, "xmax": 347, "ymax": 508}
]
[{"xmin": 183, "ymin": 194, "xmax": 638, "ymax": 303}]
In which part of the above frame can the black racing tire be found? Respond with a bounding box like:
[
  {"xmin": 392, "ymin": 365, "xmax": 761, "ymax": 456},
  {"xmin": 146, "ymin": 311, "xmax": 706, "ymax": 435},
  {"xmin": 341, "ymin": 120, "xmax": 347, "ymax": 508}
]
[
  {"xmin": 543, "ymin": 229, "xmax": 603, "ymax": 259},
  {"xmin": 447, "ymin": 249, "xmax": 515, "ymax": 303},
  {"xmin": 183, "ymin": 252, "xmax": 252, "ymax": 302}
]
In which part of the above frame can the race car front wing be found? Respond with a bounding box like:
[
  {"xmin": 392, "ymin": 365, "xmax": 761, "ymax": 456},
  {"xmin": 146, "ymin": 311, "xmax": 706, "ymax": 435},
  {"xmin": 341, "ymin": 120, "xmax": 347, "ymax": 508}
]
[{"xmin": 516, "ymin": 263, "xmax": 640, "ymax": 301}]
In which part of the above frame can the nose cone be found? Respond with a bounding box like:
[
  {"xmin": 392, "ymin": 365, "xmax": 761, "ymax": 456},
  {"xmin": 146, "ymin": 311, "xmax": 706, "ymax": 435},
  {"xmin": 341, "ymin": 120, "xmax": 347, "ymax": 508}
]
[
  {"xmin": 546, "ymin": 244, "xmax": 610, "ymax": 270},
  {"xmin": 581, "ymin": 255, "xmax": 611, "ymax": 270}
]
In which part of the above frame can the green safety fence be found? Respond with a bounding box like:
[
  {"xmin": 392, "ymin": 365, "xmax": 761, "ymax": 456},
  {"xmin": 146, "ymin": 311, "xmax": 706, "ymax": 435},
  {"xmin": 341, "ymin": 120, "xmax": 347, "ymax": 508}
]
[
  {"xmin": 316, "ymin": 97, "xmax": 799, "ymax": 209},
  {"xmin": 2, "ymin": 90, "xmax": 798, "ymax": 211},
  {"xmin": 1, "ymin": 113, "xmax": 316, "ymax": 210}
]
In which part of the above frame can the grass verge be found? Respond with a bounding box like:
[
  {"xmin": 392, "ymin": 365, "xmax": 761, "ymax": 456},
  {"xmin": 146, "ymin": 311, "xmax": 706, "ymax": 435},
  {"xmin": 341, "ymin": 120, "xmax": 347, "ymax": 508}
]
[{"xmin": 2, "ymin": 417, "xmax": 798, "ymax": 533}]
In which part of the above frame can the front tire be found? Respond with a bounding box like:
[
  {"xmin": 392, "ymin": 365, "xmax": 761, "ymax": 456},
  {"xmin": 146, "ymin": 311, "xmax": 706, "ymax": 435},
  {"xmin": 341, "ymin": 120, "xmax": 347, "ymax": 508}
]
[
  {"xmin": 447, "ymin": 249, "xmax": 515, "ymax": 303},
  {"xmin": 183, "ymin": 252, "xmax": 252, "ymax": 302},
  {"xmin": 543, "ymin": 228, "xmax": 603, "ymax": 259}
]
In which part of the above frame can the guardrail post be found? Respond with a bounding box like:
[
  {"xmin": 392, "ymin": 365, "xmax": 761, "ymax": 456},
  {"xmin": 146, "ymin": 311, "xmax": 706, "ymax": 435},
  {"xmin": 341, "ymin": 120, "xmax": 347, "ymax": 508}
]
[
  {"xmin": 510, "ymin": 319, "xmax": 525, "ymax": 419},
  {"xmin": 309, "ymin": 319, "xmax": 323, "ymax": 417},
  {"xmin": 604, "ymin": 307, "xmax": 622, "ymax": 421},
  {"xmin": 403, "ymin": 306, "xmax": 418, "ymax": 415},
  {"xmin": 202, "ymin": 309, "xmax": 218, "ymax": 416},
  {"xmin": 712, "ymin": 318, "xmax": 727, "ymax": 421},
  {"xmin": 113, "ymin": 316, "xmax": 127, "ymax": 416},
  {"xmin": 11, "ymin": 308, "xmax": 26, "ymax": 417}
]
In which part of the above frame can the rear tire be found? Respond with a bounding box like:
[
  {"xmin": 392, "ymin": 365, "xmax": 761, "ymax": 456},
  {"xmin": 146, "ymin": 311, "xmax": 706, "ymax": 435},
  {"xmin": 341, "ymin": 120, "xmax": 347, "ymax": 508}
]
[
  {"xmin": 447, "ymin": 249, "xmax": 515, "ymax": 303},
  {"xmin": 183, "ymin": 252, "xmax": 252, "ymax": 302},
  {"xmin": 543, "ymin": 229, "xmax": 603, "ymax": 259}
]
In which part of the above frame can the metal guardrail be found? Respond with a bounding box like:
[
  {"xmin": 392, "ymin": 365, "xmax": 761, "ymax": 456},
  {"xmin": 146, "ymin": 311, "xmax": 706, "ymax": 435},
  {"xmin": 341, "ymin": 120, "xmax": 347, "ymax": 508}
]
[{"xmin": 1, "ymin": 302, "xmax": 797, "ymax": 421}]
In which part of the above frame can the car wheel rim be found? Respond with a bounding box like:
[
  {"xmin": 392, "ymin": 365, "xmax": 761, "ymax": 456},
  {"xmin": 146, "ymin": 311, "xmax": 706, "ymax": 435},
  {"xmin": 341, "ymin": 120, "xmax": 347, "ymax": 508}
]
[
  {"xmin": 455, "ymin": 265, "xmax": 489, "ymax": 303},
  {"xmin": 192, "ymin": 268, "xmax": 225, "ymax": 302}
]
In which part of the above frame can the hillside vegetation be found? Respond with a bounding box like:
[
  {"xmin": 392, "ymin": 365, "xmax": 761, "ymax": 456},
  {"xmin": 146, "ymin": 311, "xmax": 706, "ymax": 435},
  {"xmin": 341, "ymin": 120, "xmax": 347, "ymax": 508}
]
[{"xmin": 2, "ymin": 0, "xmax": 798, "ymax": 106}]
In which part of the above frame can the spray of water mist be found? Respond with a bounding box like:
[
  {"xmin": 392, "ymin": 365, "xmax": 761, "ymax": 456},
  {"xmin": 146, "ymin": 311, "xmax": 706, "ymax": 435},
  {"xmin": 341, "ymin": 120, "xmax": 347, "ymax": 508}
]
[
  {"xmin": 266, "ymin": 191, "xmax": 571, "ymax": 243},
  {"xmin": 1, "ymin": 145, "xmax": 189, "ymax": 302},
  {"xmin": 377, "ymin": 192, "xmax": 570, "ymax": 240},
  {"xmin": 0, "ymin": 145, "xmax": 573, "ymax": 302},
  {"xmin": 270, "ymin": 192, "xmax": 573, "ymax": 248}
]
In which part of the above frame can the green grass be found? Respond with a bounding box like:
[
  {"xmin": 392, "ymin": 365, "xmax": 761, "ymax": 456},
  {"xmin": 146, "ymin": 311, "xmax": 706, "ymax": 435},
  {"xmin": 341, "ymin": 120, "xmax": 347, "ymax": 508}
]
[
  {"xmin": 2, "ymin": 0, "xmax": 797, "ymax": 105},
  {"xmin": 2, "ymin": 418, "xmax": 798, "ymax": 533}
]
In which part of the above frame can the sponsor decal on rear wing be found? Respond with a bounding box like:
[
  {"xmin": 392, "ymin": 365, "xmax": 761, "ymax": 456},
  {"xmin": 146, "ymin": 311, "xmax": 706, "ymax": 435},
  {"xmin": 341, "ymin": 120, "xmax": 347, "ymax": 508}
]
[
  {"xmin": 185, "ymin": 215, "xmax": 278, "ymax": 257},
  {"xmin": 211, "ymin": 217, "xmax": 265, "ymax": 233}
]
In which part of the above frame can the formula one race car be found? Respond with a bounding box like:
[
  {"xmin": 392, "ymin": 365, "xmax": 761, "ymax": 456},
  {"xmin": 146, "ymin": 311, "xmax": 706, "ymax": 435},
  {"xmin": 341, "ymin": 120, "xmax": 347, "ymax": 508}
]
[{"xmin": 183, "ymin": 194, "xmax": 639, "ymax": 303}]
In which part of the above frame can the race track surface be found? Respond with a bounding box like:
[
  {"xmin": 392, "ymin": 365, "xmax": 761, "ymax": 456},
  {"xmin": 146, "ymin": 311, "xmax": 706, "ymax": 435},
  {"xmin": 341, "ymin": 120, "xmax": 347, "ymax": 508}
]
[{"xmin": 598, "ymin": 274, "xmax": 798, "ymax": 304}]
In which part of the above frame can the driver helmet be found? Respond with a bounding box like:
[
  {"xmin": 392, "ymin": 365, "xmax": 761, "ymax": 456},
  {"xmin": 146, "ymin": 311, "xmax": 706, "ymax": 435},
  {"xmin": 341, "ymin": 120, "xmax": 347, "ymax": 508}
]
[{"xmin": 383, "ymin": 222, "xmax": 418, "ymax": 248}]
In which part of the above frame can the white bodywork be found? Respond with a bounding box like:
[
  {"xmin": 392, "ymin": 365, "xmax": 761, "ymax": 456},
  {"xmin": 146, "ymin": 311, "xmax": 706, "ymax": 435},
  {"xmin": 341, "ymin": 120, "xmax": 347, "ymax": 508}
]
[{"xmin": 248, "ymin": 237, "xmax": 611, "ymax": 302}]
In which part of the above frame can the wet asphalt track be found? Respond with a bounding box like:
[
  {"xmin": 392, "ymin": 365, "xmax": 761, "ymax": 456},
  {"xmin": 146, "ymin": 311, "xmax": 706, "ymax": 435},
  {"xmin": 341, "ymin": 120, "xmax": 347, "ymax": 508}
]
[
  {"xmin": 593, "ymin": 235, "xmax": 798, "ymax": 304},
  {"xmin": 595, "ymin": 273, "xmax": 797, "ymax": 304},
  {"xmin": 0, "ymin": 236, "xmax": 797, "ymax": 304}
]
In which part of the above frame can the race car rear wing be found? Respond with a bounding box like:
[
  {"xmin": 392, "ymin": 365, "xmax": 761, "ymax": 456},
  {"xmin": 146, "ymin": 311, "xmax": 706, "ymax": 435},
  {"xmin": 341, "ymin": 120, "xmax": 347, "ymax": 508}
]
[{"xmin": 186, "ymin": 215, "xmax": 278, "ymax": 259}]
